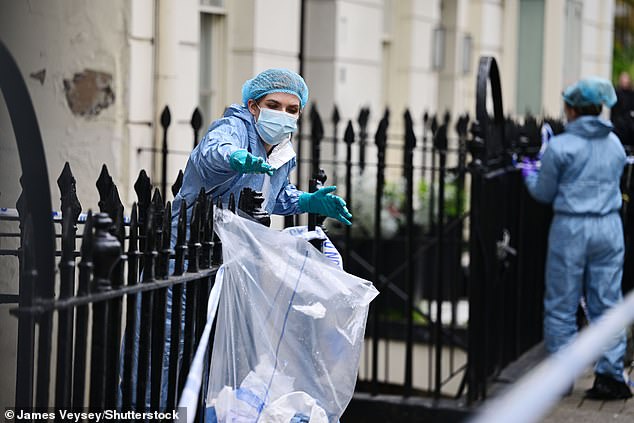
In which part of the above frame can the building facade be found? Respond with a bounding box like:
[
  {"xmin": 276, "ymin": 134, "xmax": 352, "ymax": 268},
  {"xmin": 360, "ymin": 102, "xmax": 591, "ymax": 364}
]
[
  {"xmin": 0, "ymin": 0, "xmax": 617, "ymax": 405},
  {"xmin": 0, "ymin": 0, "xmax": 616, "ymax": 206}
]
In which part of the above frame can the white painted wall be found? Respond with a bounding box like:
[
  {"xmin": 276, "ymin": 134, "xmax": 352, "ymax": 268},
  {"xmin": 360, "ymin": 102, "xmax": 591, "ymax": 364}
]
[
  {"xmin": 500, "ymin": 0, "xmax": 519, "ymax": 116},
  {"xmin": 542, "ymin": 0, "xmax": 568, "ymax": 117},
  {"xmin": 152, "ymin": 0, "xmax": 200, "ymax": 201},
  {"xmin": 466, "ymin": 0, "xmax": 507, "ymax": 115},
  {"xmin": 0, "ymin": 0, "xmax": 131, "ymax": 209},
  {"xmin": 305, "ymin": 0, "xmax": 384, "ymax": 133},
  {"xmin": 542, "ymin": 0, "xmax": 615, "ymax": 117},
  {"xmin": 127, "ymin": 0, "xmax": 156, "ymax": 201},
  {"xmin": 0, "ymin": 0, "xmax": 131, "ymax": 408},
  {"xmin": 438, "ymin": 0, "xmax": 473, "ymax": 122}
]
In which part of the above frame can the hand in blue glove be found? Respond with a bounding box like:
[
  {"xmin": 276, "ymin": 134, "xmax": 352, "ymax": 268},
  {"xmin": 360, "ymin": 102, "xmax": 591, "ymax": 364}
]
[
  {"xmin": 299, "ymin": 186, "xmax": 352, "ymax": 226},
  {"xmin": 539, "ymin": 123, "xmax": 553, "ymax": 159},
  {"xmin": 517, "ymin": 157, "xmax": 539, "ymax": 178},
  {"xmin": 229, "ymin": 150, "xmax": 275, "ymax": 176}
]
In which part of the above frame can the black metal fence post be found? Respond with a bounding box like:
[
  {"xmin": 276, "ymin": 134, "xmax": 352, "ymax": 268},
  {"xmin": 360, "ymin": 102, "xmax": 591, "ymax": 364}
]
[
  {"xmin": 428, "ymin": 115, "xmax": 439, "ymax": 235},
  {"xmin": 89, "ymin": 213, "xmax": 120, "ymax": 409},
  {"xmin": 122, "ymin": 204, "xmax": 140, "ymax": 410},
  {"xmin": 213, "ymin": 197, "xmax": 223, "ymax": 265},
  {"xmin": 434, "ymin": 123, "xmax": 448, "ymax": 399},
  {"xmin": 371, "ymin": 110, "xmax": 389, "ymax": 395},
  {"xmin": 422, "ymin": 112, "xmax": 429, "ymax": 188},
  {"xmin": 167, "ymin": 200, "xmax": 187, "ymax": 410},
  {"xmin": 358, "ymin": 108, "xmax": 370, "ymax": 175},
  {"xmin": 308, "ymin": 105, "xmax": 325, "ymax": 250},
  {"xmin": 72, "ymin": 212, "xmax": 93, "ymax": 409},
  {"xmin": 467, "ymin": 56, "xmax": 508, "ymax": 403},
  {"xmin": 403, "ymin": 110, "xmax": 416, "ymax": 396},
  {"xmin": 344, "ymin": 121, "xmax": 355, "ymax": 270},
  {"xmin": 137, "ymin": 204, "xmax": 157, "ymax": 411},
  {"xmin": 94, "ymin": 166, "xmax": 127, "ymax": 409},
  {"xmin": 332, "ymin": 105, "xmax": 341, "ymax": 186},
  {"xmin": 191, "ymin": 107, "xmax": 203, "ymax": 149},
  {"xmin": 151, "ymin": 199, "xmax": 170, "ymax": 410},
  {"xmin": 54, "ymin": 163, "xmax": 82, "ymax": 409},
  {"xmin": 135, "ymin": 170, "xmax": 152, "ymax": 254},
  {"xmin": 179, "ymin": 197, "xmax": 202, "ymax": 395},
  {"xmin": 239, "ymin": 188, "xmax": 272, "ymax": 227},
  {"xmin": 161, "ymin": 106, "xmax": 172, "ymax": 201}
]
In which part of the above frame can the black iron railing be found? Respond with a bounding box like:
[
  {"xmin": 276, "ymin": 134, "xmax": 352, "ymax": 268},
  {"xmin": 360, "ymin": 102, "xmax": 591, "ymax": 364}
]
[{"xmin": 5, "ymin": 34, "xmax": 634, "ymax": 423}]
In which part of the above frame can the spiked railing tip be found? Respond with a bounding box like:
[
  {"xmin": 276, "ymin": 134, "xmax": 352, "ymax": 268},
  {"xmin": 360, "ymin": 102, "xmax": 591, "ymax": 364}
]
[
  {"xmin": 374, "ymin": 116, "xmax": 388, "ymax": 149},
  {"xmin": 344, "ymin": 121, "xmax": 355, "ymax": 145},
  {"xmin": 357, "ymin": 107, "xmax": 370, "ymax": 128},
  {"xmin": 431, "ymin": 115, "xmax": 439, "ymax": 134},
  {"xmin": 190, "ymin": 107, "xmax": 203, "ymax": 132},
  {"xmin": 57, "ymin": 162, "xmax": 82, "ymax": 222},
  {"xmin": 331, "ymin": 105, "xmax": 340, "ymax": 124},
  {"xmin": 160, "ymin": 106, "xmax": 172, "ymax": 128},
  {"xmin": 151, "ymin": 188, "xmax": 164, "ymax": 209}
]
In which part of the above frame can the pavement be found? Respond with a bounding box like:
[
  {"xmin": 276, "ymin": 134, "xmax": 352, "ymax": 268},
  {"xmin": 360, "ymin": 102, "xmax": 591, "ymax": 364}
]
[
  {"xmin": 487, "ymin": 342, "xmax": 634, "ymax": 423},
  {"xmin": 542, "ymin": 364, "xmax": 634, "ymax": 422}
]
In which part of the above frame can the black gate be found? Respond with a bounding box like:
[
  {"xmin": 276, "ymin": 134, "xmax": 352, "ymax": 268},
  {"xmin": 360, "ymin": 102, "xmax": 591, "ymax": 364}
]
[{"xmin": 466, "ymin": 56, "xmax": 552, "ymax": 402}]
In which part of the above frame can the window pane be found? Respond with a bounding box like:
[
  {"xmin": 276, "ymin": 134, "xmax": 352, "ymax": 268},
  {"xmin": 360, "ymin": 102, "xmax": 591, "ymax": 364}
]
[
  {"xmin": 200, "ymin": 0, "xmax": 224, "ymax": 7},
  {"xmin": 199, "ymin": 14, "xmax": 214, "ymax": 123},
  {"xmin": 200, "ymin": 14, "xmax": 213, "ymax": 93}
]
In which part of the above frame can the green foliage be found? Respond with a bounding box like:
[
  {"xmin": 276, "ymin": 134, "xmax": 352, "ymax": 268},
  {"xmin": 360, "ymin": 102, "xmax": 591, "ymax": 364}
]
[
  {"xmin": 613, "ymin": 42, "xmax": 634, "ymax": 83},
  {"xmin": 326, "ymin": 172, "xmax": 466, "ymax": 239},
  {"xmin": 381, "ymin": 307, "xmax": 428, "ymax": 325},
  {"xmin": 613, "ymin": 0, "xmax": 634, "ymax": 82}
]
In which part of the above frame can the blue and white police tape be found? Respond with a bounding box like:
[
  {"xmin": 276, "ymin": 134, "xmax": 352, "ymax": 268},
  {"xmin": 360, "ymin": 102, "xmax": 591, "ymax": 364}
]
[
  {"xmin": 0, "ymin": 207, "xmax": 131, "ymax": 223},
  {"xmin": 177, "ymin": 266, "xmax": 225, "ymax": 423}
]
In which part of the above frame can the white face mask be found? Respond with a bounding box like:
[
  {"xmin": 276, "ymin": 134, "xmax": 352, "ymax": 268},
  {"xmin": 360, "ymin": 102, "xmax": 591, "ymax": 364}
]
[{"xmin": 254, "ymin": 106, "xmax": 298, "ymax": 145}]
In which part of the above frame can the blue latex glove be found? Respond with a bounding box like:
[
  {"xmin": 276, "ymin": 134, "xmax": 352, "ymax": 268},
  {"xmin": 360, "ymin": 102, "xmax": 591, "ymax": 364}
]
[
  {"xmin": 229, "ymin": 150, "xmax": 275, "ymax": 176},
  {"xmin": 539, "ymin": 123, "xmax": 553, "ymax": 159},
  {"xmin": 517, "ymin": 157, "xmax": 539, "ymax": 178},
  {"xmin": 299, "ymin": 186, "xmax": 352, "ymax": 226}
]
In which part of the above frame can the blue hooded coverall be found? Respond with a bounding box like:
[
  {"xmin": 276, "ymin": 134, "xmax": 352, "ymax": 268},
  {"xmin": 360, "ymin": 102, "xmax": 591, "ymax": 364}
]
[
  {"xmin": 124, "ymin": 104, "xmax": 304, "ymax": 408},
  {"xmin": 524, "ymin": 115, "xmax": 628, "ymax": 381},
  {"xmin": 171, "ymin": 103, "xmax": 303, "ymax": 244}
]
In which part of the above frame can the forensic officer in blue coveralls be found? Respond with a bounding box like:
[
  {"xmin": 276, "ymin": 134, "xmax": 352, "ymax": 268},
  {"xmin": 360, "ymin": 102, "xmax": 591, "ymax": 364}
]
[
  {"xmin": 521, "ymin": 77, "xmax": 632, "ymax": 400},
  {"xmin": 171, "ymin": 68, "xmax": 352, "ymax": 242},
  {"xmin": 125, "ymin": 69, "xmax": 354, "ymax": 409}
]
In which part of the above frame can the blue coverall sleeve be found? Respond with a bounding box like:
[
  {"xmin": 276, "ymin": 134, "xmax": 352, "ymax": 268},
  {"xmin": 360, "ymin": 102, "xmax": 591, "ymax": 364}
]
[
  {"xmin": 272, "ymin": 182, "xmax": 303, "ymax": 215},
  {"xmin": 193, "ymin": 120, "xmax": 244, "ymax": 181},
  {"xmin": 524, "ymin": 147, "xmax": 560, "ymax": 204}
]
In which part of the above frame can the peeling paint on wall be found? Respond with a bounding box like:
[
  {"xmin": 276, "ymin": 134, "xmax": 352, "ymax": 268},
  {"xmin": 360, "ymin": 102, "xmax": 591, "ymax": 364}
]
[{"xmin": 63, "ymin": 70, "xmax": 115, "ymax": 116}]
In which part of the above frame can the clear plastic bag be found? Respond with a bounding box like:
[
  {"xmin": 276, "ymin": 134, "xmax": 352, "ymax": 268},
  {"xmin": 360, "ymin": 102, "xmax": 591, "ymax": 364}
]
[{"xmin": 206, "ymin": 209, "xmax": 378, "ymax": 423}]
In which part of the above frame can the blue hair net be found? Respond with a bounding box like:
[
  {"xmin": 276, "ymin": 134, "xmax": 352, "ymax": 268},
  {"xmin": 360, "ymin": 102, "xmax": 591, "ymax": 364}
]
[
  {"xmin": 562, "ymin": 77, "xmax": 617, "ymax": 108},
  {"xmin": 241, "ymin": 68, "xmax": 309, "ymax": 108}
]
